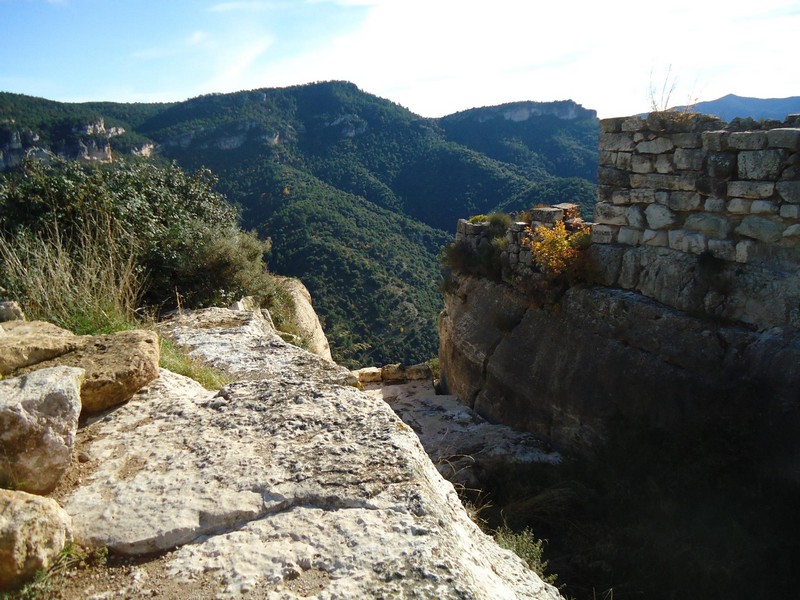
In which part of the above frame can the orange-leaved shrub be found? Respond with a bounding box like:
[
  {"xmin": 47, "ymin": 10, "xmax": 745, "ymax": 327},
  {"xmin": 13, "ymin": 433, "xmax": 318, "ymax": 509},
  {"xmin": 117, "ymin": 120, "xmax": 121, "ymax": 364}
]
[{"xmin": 523, "ymin": 220, "xmax": 591, "ymax": 283}]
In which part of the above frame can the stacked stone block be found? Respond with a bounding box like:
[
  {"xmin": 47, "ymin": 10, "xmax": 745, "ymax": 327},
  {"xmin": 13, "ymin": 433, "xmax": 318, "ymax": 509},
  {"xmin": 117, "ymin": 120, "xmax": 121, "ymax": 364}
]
[{"xmin": 594, "ymin": 113, "xmax": 800, "ymax": 265}]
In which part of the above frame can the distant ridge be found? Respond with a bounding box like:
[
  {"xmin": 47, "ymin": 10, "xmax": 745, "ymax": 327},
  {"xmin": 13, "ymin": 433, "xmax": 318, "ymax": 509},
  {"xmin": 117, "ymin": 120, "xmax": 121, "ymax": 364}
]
[{"xmin": 681, "ymin": 93, "xmax": 800, "ymax": 121}]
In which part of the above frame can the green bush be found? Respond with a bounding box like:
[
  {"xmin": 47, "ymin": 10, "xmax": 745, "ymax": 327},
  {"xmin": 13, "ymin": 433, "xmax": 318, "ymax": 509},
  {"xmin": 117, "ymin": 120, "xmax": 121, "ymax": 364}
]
[
  {"xmin": 0, "ymin": 158, "xmax": 276, "ymax": 319},
  {"xmin": 494, "ymin": 524, "xmax": 557, "ymax": 584}
]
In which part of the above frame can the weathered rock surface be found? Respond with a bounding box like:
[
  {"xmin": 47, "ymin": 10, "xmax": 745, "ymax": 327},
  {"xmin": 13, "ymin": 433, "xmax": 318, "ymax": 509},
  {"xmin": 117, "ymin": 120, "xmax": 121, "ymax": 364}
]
[
  {"xmin": 276, "ymin": 277, "xmax": 334, "ymax": 361},
  {"xmin": 363, "ymin": 380, "xmax": 560, "ymax": 489},
  {"xmin": 0, "ymin": 300, "xmax": 25, "ymax": 322},
  {"xmin": 61, "ymin": 306, "xmax": 560, "ymax": 598},
  {"xmin": 0, "ymin": 320, "xmax": 80, "ymax": 375},
  {"xmin": 0, "ymin": 489, "xmax": 72, "ymax": 590},
  {"xmin": 0, "ymin": 367, "xmax": 84, "ymax": 494},
  {"xmin": 589, "ymin": 244, "xmax": 800, "ymax": 329},
  {"xmin": 439, "ymin": 274, "xmax": 800, "ymax": 483},
  {"xmin": 18, "ymin": 330, "xmax": 161, "ymax": 413},
  {"xmin": 157, "ymin": 307, "xmax": 356, "ymax": 387}
]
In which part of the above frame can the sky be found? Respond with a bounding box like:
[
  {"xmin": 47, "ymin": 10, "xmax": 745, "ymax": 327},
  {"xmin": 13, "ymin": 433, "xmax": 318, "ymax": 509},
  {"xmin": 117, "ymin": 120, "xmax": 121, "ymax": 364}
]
[{"xmin": 1, "ymin": 0, "xmax": 799, "ymax": 119}]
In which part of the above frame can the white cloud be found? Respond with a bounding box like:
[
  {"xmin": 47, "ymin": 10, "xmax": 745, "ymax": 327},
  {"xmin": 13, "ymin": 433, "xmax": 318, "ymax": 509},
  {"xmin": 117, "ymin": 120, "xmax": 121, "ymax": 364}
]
[{"xmin": 242, "ymin": 0, "xmax": 800, "ymax": 118}]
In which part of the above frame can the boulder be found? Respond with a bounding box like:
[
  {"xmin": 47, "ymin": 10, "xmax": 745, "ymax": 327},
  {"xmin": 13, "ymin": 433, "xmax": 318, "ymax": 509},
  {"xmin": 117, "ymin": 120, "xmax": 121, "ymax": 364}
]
[
  {"xmin": 0, "ymin": 321, "xmax": 80, "ymax": 375},
  {"xmin": 0, "ymin": 367, "xmax": 84, "ymax": 494},
  {"xmin": 381, "ymin": 363, "xmax": 406, "ymax": 383},
  {"xmin": 406, "ymin": 362, "xmax": 433, "ymax": 381},
  {"xmin": 158, "ymin": 307, "xmax": 355, "ymax": 386},
  {"xmin": 275, "ymin": 278, "xmax": 334, "ymax": 361},
  {"xmin": 0, "ymin": 301, "xmax": 25, "ymax": 322},
  {"xmin": 363, "ymin": 379, "xmax": 560, "ymax": 489},
  {"xmin": 0, "ymin": 489, "xmax": 73, "ymax": 590},
  {"xmin": 63, "ymin": 367, "xmax": 559, "ymax": 598},
  {"xmin": 352, "ymin": 366, "xmax": 383, "ymax": 383},
  {"xmin": 18, "ymin": 330, "xmax": 161, "ymax": 413}
]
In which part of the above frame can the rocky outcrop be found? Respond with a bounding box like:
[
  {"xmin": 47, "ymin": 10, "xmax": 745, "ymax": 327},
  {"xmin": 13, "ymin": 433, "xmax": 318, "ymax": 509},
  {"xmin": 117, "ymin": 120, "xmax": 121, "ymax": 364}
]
[
  {"xmin": 439, "ymin": 273, "xmax": 800, "ymax": 482},
  {"xmin": 363, "ymin": 379, "xmax": 560, "ymax": 489},
  {"xmin": 157, "ymin": 307, "xmax": 354, "ymax": 386},
  {"xmin": 0, "ymin": 367, "xmax": 84, "ymax": 494},
  {"xmin": 0, "ymin": 489, "xmax": 73, "ymax": 589},
  {"xmin": 0, "ymin": 321, "xmax": 81, "ymax": 375},
  {"xmin": 17, "ymin": 330, "xmax": 160, "ymax": 413},
  {"xmin": 57, "ymin": 307, "xmax": 560, "ymax": 599},
  {"xmin": 276, "ymin": 277, "xmax": 333, "ymax": 361}
]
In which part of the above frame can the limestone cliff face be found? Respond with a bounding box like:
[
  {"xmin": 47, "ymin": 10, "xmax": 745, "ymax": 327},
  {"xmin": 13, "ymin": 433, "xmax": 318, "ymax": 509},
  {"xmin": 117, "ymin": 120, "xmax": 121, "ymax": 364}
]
[
  {"xmin": 276, "ymin": 277, "xmax": 334, "ymax": 361},
  {"xmin": 439, "ymin": 273, "xmax": 800, "ymax": 481}
]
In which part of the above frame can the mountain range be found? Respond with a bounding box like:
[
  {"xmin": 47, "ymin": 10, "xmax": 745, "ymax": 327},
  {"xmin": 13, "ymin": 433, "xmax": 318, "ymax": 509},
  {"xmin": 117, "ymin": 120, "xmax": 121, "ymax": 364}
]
[
  {"xmin": 678, "ymin": 93, "xmax": 800, "ymax": 122},
  {"xmin": 0, "ymin": 82, "xmax": 599, "ymax": 366}
]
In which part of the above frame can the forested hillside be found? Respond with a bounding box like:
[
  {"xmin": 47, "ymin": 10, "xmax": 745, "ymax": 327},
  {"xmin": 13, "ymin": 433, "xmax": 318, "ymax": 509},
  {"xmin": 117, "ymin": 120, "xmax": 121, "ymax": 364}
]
[{"xmin": 0, "ymin": 82, "xmax": 598, "ymax": 366}]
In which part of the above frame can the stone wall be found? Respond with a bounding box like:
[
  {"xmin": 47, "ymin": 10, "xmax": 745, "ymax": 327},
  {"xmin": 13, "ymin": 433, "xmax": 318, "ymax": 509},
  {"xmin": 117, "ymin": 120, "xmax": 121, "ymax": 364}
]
[
  {"xmin": 454, "ymin": 202, "xmax": 583, "ymax": 280},
  {"xmin": 589, "ymin": 113, "xmax": 800, "ymax": 330},
  {"xmin": 593, "ymin": 113, "xmax": 800, "ymax": 257}
]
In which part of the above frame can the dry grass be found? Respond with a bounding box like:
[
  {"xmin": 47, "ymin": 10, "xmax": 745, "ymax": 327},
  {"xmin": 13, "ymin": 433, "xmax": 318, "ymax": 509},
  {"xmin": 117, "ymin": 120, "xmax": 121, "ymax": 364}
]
[{"xmin": 0, "ymin": 215, "xmax": 142, "ymax": 334}]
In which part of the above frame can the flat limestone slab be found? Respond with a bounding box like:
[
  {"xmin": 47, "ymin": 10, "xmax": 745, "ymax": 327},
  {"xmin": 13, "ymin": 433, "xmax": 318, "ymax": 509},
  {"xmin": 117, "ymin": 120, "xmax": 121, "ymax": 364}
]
[{"xmin": 63, "ymin": 368, "xmax": 560, "ymax": 599}]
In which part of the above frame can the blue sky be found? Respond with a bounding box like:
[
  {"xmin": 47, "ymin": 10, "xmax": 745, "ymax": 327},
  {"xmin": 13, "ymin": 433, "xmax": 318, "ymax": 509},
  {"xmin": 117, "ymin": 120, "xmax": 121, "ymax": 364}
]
[{"xmin": 1, "ymin": 0, "xmax": 799, "ymax": 118}]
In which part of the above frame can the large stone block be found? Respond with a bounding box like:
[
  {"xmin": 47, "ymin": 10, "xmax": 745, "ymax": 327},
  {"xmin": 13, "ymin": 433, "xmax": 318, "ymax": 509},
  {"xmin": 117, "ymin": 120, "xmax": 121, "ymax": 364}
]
[
  {"xmin": 530, "ymin": 206, "xmax": 564, "ymax": 224},
  {"xmin": 0, "ymin": 321, "xmax": 80, "ymax": 375},
  {"xmin": 701, "ymin": 131, "xmax": 729, "ymax": 151},
  {"xmin": 668, "ymin": 229, "xmax": 708, "ymax": 254},
  {"xmin": 642, "ymin": 229, "xmax": 669, "ymax": 247},
  {"xmin": 767, "ymin": 128, "xmax": 800, "ymax": 150},
  {"xmin": 617, "ymin": 227, "xmax": 643, "ymax": 246},
  {"xmin": 600, "ymin": 117, "xmax": 626, "ymax": 133},
  {"xmin": 704, "ymin": 197, "xmax": 726, "ymax": 212},
  {"xmin": 621, "ymin": 117, "xmax": 647, "ymax": 132},
  {"xmin": 626, "ymin": 205, "xmax": 646, "ymax": 229},
  {"xmin": 674, "ymin": 148, "xmax": 707, "ymax": 171},
  {"xmin": 751, "ymin": 200, "xmax": 779, "ymax": 215},
  {"xmin": 21, "ymin": 330, "xmax": 161, "ymax": 414},
  {"xmin": 727, "ymin": 181, "xmax": 775, "ymax": 199},
  {"xmin": 707, "ymin": 152, "xmax": 736, "ymax": 178},
  {"xmin": 667, "ymin": 192, "xmax": 702, "ymax": 212},
  {"xmin": 645, "ymin": 204, "xmax": 677, "ymax": 230},
  {"xmin": 684, "ymin": 213, "xmax": 730, "ymax": 239},
  {"xmin": 728, "ymin": 198, "xmax": 752, "ymax": 214},
  {"xmin": 777, "ymin": 181, "xmax": 800, "ymax": 203},
  {"xmin": 599, "ymin": 132, "xmax": 635, "ymax": 151},
  {"xmin": 0, "ymin": 490, "xmax": 73, "ymax": 590},
  {"xmin": 631, "ymin": 155, "xmax": 654, "ymax": 174},
  {"xmin": 594, "ymin": 202, "xmax": 627, "ymax": 226},
  {"xmin": 735, "ymin": 216, "xmax": 785, "ymax": 243},
  {"xmin": 590, "ymin": 224, "xmax": 619, "ymax": 244},
  {"xmin": 655, "ymin": 154, "xmax": 675, "ymax": 174},
  {"xmin": 728, "ymin": 131, "xmax": 768, "ymax": 150},
  {"xmin": 598, "ymin": 167, "xmax": 630, "ymax": 187},
  {"xmin": 630, "ymin": 173, "xmax": 697, "ymax": 191},
  {"xmin": 0, "ymin": 366, "xmax": 83, "ymax": 494},
  {"xmin": 738, "ymin": 149, "xmax": 788, "ymax": 180},
  {"xmin": 780, "ymin": 204, "xmax": 800, "ymax": 220},
  {"xmin": 671, "ymin": 132, "xmax": 702, "ymax": 148},
  {"xmin": 636, "ymin": 136, "xmax": 674, "ymax": 154}
]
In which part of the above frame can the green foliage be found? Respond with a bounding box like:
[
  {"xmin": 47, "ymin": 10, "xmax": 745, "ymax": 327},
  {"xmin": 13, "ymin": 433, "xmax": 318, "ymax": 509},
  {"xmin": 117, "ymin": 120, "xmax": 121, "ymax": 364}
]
[
  {"xmin": 1, "ymin": 83, "xmax": 599, "ymax": 364},
  {"xmin": 524, "ymin": 221, "xmax": 592, "ymax": 283},
  {"xmin": 0, "ymin": 214, "xmax": 142, "ymax": 334},
  {"xmin": 0, "ymin": 158, "xmax": 273, "ymax": 314},
  {"xmin": 441, "ymin": 212, "xmax": 511, "ymax": 282},
  {"xmin": 494, "ymin": 524, "xmax": 558, "ymax": 584}
]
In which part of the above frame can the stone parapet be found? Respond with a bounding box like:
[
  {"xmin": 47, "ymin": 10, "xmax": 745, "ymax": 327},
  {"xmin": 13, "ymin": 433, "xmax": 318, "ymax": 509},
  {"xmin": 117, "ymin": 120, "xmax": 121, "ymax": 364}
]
[{"xmin": 595, "ymin": 114, "xmax": 800, "ymax": 264}]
